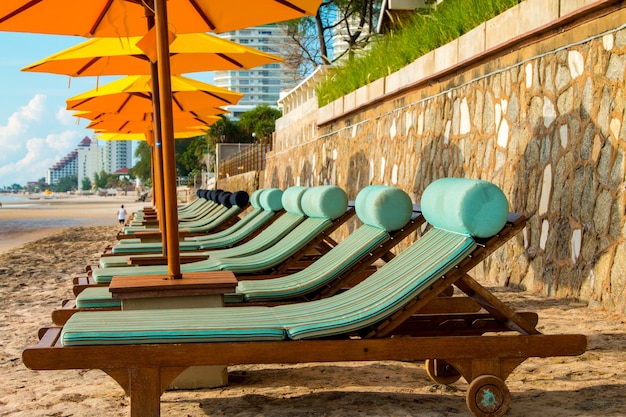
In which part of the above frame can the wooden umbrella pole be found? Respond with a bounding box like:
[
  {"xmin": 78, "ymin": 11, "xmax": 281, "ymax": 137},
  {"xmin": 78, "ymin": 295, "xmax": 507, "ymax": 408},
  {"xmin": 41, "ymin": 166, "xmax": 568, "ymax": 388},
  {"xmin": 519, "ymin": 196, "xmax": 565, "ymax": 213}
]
[
  {"xmin": 154, "ymin": 0, "xmax": 182, "ymax": 279},
  {"xmin": 144, "ymin": 8, "xmax": 168, "ymax": 257}
]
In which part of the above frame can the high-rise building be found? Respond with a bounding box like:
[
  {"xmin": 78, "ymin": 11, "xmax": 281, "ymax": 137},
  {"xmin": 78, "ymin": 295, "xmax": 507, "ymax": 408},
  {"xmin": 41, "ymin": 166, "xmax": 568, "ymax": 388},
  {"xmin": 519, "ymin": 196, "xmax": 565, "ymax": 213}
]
[
  {"xmin": 105, "ymin": 140, "xmax": 132, "ymax": 175},
  {"xmin": 46, "ymin": 149, "xmax": 79, "ymax": 185},
  {"xmin": 213, "ymin": 24, "xmax": 299, "ymax": 119},
  {"xmin": 48, "ymin": 137, "xmax": 132, "ymax": 188}
]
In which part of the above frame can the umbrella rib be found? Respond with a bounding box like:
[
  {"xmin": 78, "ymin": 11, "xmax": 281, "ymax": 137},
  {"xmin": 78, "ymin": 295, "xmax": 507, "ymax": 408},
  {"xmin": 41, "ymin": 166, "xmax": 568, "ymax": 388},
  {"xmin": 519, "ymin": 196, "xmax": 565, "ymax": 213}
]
[
  {"xmin": 274, "ymin": 0, "xmax": 307, "ymax": 14},
  {"xmin": 216, "ymin": 53, "xmax": 244, "ymax": 69},
  {"xmin": 203, "ymin": 91, "xmax": 234, "ymax": 105},
  {"xmin": 89, "ymin": 0, "xmax": 115, "ymax": 36},
  {"xmin": 76, "ymin": 57, "xmax": 102, "ymax": 76},
  {"xmin": 118, "ymin": 95, "xmax": 134, "ymax": 113},
  {"xmin": 0, "ymin": 0, "xmax": 43, "ymax": 24},
  {"xmin": 188, "ymin": 0, "xmax": 216, "ymax": 31}
]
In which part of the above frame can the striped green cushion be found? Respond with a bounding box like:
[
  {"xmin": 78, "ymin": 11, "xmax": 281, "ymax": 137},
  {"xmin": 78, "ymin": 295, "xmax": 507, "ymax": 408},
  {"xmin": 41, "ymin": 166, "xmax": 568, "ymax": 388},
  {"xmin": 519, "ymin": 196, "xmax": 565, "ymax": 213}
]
[
  {"xmin": 62, "ymin": 307, "xmax": 286, "ymax": 345},
  {"xmin": 277, "ymin": 229, "xmax": 475, "ymax": 339},
  {"xmin": 237, "ymin": 225, "xmax": 388, "ymax": 301},
  {"xmin": 185, "ymin": 207, "xmax": 264, "ymax": 242},
  {"xmin": 211, "ymin": 217, "xmax": 332, "ymax": 274},
  {"xmin": 62, "ymin": 229, "xmax": 475, "ymax": 345},
  {"xmin": 76, "ymin": 287, "xmax": 120, "ymax": 308},
  {"xmin": 91, "ymin": 212, "xmax": 306, "ymax": 284}
]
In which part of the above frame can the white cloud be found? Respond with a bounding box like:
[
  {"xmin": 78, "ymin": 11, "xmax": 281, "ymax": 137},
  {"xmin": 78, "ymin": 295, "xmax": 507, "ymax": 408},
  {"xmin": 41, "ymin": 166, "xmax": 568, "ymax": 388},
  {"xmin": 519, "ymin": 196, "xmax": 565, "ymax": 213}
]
[
  {"xmin": 0, "ymin": 94, "xmax": 47, "ymax": 155},
  {"xmin": 0, "ymin": 129, "xmax": 83, "ymax": 186},
  {"xmin": 56, "ymin": 106, "xmax": 79, "ymax": 126}
]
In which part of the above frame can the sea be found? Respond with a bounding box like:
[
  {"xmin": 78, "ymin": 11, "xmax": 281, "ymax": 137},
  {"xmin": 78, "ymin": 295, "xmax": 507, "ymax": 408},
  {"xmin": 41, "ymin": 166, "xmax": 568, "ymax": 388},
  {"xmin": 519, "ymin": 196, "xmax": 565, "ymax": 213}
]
[{"xmin": 0, "ymin": 194, "xmax": 97, "ymax": 236}]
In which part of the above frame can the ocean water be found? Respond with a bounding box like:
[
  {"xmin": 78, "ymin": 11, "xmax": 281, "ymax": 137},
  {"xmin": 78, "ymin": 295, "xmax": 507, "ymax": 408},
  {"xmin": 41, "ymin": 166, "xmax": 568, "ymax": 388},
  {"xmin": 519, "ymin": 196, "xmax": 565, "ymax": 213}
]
[{"xmin": 0, "ymin": 194, "xmax": 101, "ymax": 240}]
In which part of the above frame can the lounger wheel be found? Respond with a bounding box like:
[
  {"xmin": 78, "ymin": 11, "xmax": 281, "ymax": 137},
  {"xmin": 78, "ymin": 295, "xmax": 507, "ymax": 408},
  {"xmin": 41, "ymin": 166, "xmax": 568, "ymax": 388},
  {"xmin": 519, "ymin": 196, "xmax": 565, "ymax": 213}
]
[
  {"xmin": 466, "ymin": 375, "xmax": 510, "ymax": 417},
  {"xmin": 425, "ymin": 359, "xmax": 461, "ymax": 385}
]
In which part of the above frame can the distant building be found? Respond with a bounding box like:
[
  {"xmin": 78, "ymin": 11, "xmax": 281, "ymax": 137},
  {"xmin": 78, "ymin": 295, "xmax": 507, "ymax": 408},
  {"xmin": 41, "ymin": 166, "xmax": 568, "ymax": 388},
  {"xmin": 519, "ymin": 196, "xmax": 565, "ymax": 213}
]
[
  {"xmin": 46, "ymin": 149, "xmax": 79, "ymax": 185},
  {"xmin": 47, "ymin": 136, "xmax": 133, "ymax": 187},
  {"xmin": 213, "ymin": 24, "xmax": 299, "ymax": 119}
]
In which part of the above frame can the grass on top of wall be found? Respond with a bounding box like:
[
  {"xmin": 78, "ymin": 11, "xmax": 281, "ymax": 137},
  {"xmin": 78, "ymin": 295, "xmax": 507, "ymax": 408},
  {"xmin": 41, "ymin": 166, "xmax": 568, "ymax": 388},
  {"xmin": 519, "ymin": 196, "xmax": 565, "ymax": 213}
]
[{"xmin": 316, "ymin": 0, "xmax": 522, "ymax": 106}]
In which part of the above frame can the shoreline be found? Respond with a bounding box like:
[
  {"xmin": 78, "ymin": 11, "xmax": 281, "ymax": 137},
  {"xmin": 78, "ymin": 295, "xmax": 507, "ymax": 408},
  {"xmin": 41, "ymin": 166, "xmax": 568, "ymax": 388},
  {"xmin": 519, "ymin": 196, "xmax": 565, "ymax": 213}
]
[{"xmin": 0, "ymin": 195, "xmax": 147, "ymax": 254}]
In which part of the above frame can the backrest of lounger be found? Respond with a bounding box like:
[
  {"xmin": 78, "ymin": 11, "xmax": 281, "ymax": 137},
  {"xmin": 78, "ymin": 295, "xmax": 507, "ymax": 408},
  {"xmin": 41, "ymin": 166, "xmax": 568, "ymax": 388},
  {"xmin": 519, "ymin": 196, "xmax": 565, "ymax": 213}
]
[
  {"xmin": 197, "ymin": 186, "xmax": 308, "ymax": 260},
  {"xmin": 193, "ymin": 189, "xmax": 285, "ymax": 248},
  {"xmin": 238, "ymin": 185, "xmax": 414, "ymax": 301},
  {"xmin": 277, "ymin": 178, "xmax": 510, "ymax": 339},
  {"xmin": 210, "ymin": 185, "xmax": 349, "ymax": 273}
]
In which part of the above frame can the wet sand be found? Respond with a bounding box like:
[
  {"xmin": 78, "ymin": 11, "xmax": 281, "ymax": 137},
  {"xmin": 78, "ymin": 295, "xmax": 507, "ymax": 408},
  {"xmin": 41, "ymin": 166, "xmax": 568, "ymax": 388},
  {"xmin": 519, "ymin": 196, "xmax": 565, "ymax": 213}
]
[{"xmin": 0, "ymin": 202, "xmax": 625, "ymax": 416}]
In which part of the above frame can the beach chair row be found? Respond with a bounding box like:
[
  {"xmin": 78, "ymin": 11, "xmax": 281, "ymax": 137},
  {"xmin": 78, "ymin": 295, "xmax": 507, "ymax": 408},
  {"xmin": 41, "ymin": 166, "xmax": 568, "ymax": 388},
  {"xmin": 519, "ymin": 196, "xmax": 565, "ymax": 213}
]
[{"xmin": 23, "ymin": 178, "xmax": 587, "ymax": 417}]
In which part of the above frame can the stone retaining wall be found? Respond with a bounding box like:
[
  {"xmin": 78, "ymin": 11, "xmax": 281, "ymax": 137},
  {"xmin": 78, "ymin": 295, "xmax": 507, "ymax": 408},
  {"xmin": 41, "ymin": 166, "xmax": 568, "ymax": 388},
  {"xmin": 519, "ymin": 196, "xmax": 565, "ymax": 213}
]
[{"xmin": 264, "ymin": 2, "xmax": 626, "ymax": 313}]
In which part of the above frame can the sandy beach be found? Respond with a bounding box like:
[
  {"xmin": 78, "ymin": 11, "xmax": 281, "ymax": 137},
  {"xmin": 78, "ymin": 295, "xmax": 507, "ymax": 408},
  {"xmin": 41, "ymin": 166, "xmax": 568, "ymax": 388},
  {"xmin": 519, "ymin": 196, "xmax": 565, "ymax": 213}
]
[{"xmin": 0, "ymin": 200, "xmax": 625, "ymax": 416}]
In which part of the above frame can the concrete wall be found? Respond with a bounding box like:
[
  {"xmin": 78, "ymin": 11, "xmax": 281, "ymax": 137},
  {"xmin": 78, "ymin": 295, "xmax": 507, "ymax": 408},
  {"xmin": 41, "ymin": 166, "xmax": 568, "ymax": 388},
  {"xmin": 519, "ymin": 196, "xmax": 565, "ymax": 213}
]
[
  {"xmin": 265, "ymin": 0, "xmax": 626, "ymax": 313},
  {"xmin": 216, "ymin": 171, "xmax": 260, "ymax": 196}
]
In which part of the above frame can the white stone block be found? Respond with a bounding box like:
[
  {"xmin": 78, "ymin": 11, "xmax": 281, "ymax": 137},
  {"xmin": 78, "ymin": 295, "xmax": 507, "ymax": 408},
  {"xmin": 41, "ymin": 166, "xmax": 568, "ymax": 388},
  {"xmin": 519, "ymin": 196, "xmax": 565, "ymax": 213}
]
[
  {"xmin": 560, "ymin": 0, "xmax": 597, "ymax": 16},
  {"xmin": 519, "ymin": 0, "xmax": 559, "ymax": 34},
  {"xmin": 486, "ymin": 5, "xmax": 520, "ymax": 50},
  {"xmin": 434, "ymin": 39, "xmax": 459, "ymax": 74},
  {"xmin": 458, "ymin": 23, "xmax": 486, "ymax": 63}
]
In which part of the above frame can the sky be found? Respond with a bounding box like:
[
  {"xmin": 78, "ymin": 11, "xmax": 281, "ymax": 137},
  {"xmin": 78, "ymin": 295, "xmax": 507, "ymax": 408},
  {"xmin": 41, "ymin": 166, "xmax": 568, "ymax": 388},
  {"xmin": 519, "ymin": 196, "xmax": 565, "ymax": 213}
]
[{"xmin": 0, "ymin": 32, "xmax": 214, "ymax": 188}]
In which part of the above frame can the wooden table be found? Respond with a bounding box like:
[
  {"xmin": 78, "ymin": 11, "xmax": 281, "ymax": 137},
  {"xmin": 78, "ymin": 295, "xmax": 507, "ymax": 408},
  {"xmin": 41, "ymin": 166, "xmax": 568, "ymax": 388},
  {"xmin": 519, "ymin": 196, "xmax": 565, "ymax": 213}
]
[{"xmin": 109, "ymin": 271, "xmax": 238, "ymax": 389}]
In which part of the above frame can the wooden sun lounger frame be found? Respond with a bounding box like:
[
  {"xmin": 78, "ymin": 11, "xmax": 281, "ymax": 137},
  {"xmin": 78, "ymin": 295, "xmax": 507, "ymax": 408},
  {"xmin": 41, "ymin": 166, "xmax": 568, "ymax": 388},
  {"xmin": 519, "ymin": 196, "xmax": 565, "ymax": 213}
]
[
  {"xmin": 52, "ymin": 206, "xmax": 425, "ymax": 324},
  {"xmin": 24, "ymin": 214, "xmax": 587, "ymax": 417}
]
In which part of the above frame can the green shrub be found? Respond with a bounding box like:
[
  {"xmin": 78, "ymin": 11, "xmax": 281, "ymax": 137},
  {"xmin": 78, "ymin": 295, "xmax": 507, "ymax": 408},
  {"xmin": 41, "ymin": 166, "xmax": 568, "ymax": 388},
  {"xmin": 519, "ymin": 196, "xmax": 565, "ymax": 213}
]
[{"xmin": 316, "ymin": 0, "xmax": 521, "ymax": 106}]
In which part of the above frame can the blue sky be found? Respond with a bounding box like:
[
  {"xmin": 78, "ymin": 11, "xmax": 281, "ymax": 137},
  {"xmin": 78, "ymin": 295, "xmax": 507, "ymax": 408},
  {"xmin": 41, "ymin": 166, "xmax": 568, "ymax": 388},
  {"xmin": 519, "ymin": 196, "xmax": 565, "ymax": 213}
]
[
  {"xmin": 0, "ymin": 32, "xmax": 215, "ymax": 188},
  {"xmin": 0, "ymin": 32, "xmax": 114, "ymax": 187}
]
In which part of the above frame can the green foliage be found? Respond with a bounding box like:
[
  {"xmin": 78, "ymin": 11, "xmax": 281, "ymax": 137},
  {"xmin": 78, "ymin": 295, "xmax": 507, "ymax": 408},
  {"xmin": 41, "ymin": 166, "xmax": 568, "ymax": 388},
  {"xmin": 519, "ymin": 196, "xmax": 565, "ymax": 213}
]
[
  {"xmin": 93, "ymin": 170, "xmax": 112, "ymax": 189},
  {"xmin": 81, "ymin": 176, "xmax": 92, "ymax": 191},
  {"xmin": 52, "ymin": 175, "xmax": 78, "ymax": 193},
  {"xmin": 317, "ymin": 0, "xmax": 522, "ymax": 105},
  {"xmin": 238, "ymin": 105, "xmax": 282, "ymax": 141},
  {"xmin": 130, "ymin": 141, "xmax": 153, "ymax": 183},
  {"xmin": 175, "ymin": 135, "xmax": 208, "ymax": 177}
]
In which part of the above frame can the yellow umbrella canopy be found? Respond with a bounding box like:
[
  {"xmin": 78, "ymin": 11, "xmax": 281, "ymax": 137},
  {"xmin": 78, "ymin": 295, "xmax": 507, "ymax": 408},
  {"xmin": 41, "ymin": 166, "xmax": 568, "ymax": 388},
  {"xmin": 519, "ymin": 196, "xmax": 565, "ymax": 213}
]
[
  {"xmin": 0, "ymin": 0, "xmax": 323, "ymax": 36},
  {"xmin": 75, "ymin": 109, "xmax": 225, "ymax": 125},
  {"xmin": 86, "ymin": 115, "xmax": 218, "ymax": 133},
  {"xmin": 97, "ymin": 131, "xmax": 207, "ymax": 141},
  {"xmin": 22, "ymin": 32, "xmax": 284, "ymax": 76},
  {"xmin": 66, "ymin": 74, "xmax": 243, "ymax": 113}
]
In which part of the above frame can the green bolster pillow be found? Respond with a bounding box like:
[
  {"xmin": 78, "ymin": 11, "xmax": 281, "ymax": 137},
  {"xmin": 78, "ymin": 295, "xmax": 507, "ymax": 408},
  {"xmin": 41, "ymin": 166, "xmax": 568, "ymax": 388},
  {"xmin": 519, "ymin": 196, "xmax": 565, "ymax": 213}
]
[
  {"xmin": 260, "ymin": 188, "xmax": 284, "ymax": 211},
  {"xmin": 355, "ymin": 185, "xmax": 413, "ymax": 231},
  {"xmin": 301, "ymin": 185, "xmax": 348, "ymax": 219},
  {"xmin": 281, "ymin": 186, "xmax": 308, "ymax": 215},
  {"xmin": 250, "ymin": 189, "xmax": 264, "ymax": 209},
  {"xmin": 421, "ymin": 178, "xmax": 509, "ymax": 238}
]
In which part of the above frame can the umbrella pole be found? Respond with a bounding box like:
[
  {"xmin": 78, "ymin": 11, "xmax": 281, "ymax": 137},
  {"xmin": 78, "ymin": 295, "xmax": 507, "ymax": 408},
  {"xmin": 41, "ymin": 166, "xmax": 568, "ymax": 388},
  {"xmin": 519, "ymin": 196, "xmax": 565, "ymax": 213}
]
[
  {"xmin": 154, "ymin": 0, "xmax": 181, "ymax": 279},
  {"xmin": 144, "ymin": 9, "xmax": 169, "ymax": 258}
]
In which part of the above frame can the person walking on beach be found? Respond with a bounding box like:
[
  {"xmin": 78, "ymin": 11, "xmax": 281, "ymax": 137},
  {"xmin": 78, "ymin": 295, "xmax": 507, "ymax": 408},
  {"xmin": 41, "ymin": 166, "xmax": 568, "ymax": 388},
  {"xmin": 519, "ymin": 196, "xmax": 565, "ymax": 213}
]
[{"xmin": 117, "ymin": 205, "xmax": 128, "ymax": 226}]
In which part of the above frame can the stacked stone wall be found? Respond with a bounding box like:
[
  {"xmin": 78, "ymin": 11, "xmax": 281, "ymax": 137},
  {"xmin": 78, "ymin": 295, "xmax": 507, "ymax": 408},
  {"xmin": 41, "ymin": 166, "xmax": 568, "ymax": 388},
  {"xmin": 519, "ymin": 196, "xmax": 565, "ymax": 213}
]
[{"xmin": 264, "ymin": 8, "xmax": 626, "ymax": 313}]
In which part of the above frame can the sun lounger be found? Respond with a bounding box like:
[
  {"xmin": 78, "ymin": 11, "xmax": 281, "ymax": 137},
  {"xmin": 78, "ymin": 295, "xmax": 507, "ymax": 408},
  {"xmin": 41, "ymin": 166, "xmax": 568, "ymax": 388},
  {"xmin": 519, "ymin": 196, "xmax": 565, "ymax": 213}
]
[
  {"xmin": 24, "ymin": 178, "xmax": 587, "ymax": 417},
  {"xmin": 119, "ymin": 190, "xmax": 249, "ymax": 237},
  {"xmin": 52, "ymin": 185, "xmax": 425, "ymax": 324},
  {"xmin": 105, "ymin": 188, "xmax": 283, "ymax": 255},
  {"xmin": 73, "ymin": 185, "xmax": 355, "ymax": 295}
]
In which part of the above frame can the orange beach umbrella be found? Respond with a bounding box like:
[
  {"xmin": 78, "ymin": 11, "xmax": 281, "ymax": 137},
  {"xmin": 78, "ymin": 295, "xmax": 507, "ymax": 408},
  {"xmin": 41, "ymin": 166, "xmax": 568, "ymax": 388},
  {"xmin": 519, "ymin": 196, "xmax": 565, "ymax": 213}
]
[
  {"xmin": 0, "ymin": 0, "xmax": 323, "ymax": 280},
  {"xmin": 66, "ymin": 74, "xmax": 243, "ymax": 113},
  {"xmin": 22, "ymin": 32, "xmax": 284, "ymax": 76}
]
